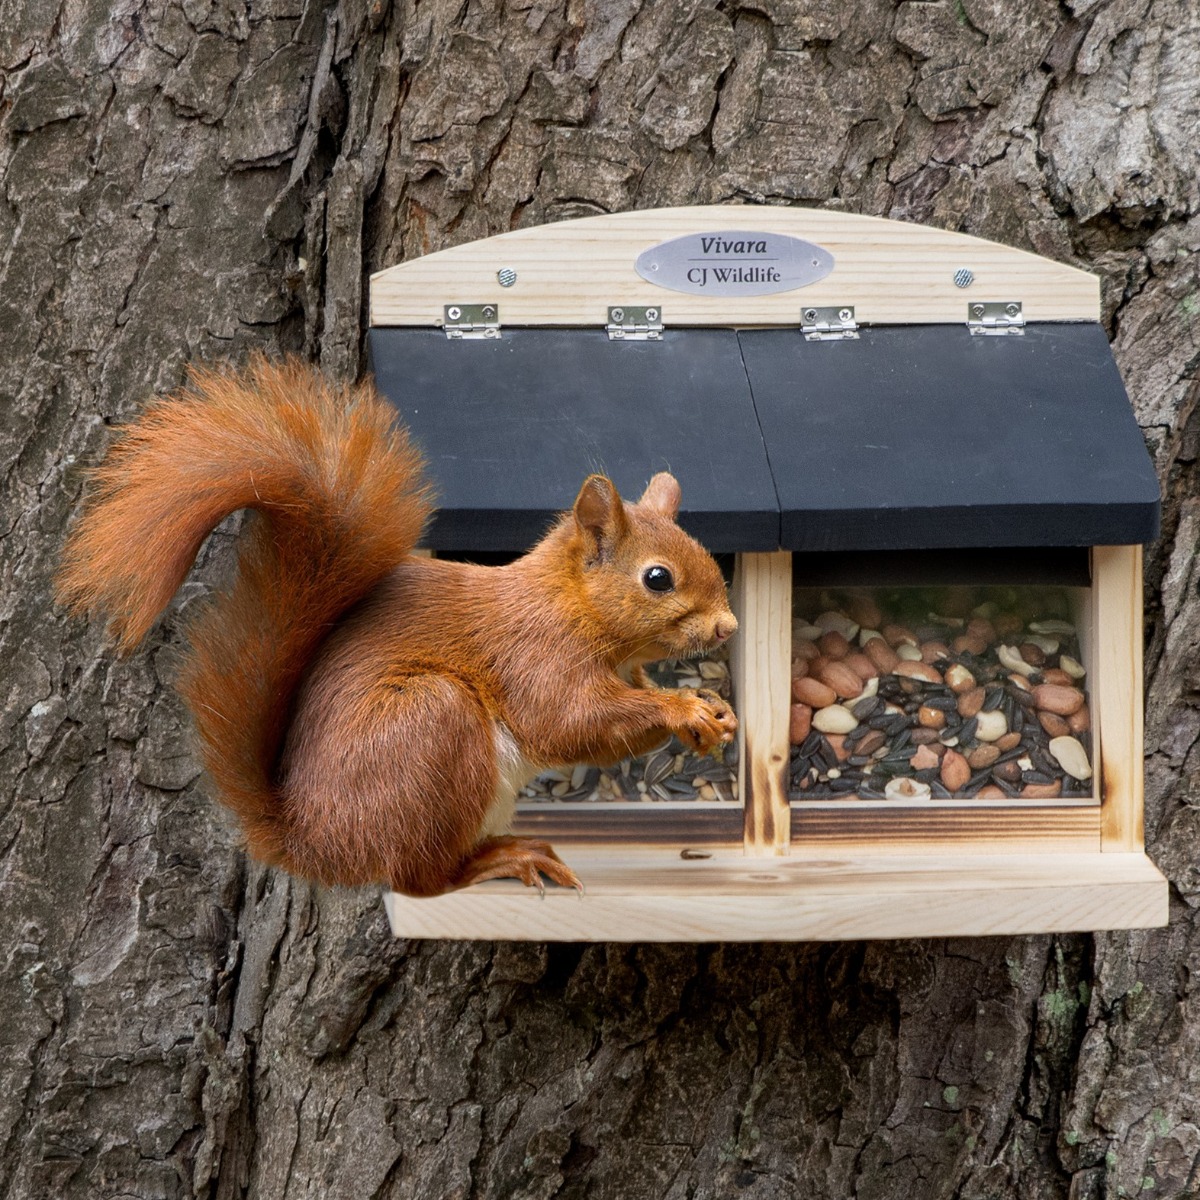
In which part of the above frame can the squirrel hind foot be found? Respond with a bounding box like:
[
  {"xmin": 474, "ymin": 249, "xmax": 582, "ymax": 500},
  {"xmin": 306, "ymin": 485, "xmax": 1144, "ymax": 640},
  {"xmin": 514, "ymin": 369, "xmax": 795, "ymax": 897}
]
[{"xmin": 451, "ymin": 836, "xmax": 583, "ymax": 895}]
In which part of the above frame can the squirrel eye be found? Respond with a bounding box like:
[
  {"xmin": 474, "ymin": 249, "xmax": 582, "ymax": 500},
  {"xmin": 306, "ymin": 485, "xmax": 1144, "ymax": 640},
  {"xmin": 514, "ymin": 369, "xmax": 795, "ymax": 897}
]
[{"xmin": 642, "ymin": 565, "xmax": 674, "ymax": 593}]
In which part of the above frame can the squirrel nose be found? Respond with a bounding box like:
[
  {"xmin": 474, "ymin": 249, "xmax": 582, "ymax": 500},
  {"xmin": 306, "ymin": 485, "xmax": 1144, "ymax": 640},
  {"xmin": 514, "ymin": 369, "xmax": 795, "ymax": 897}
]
[{"xmin": 714, "ymin": 614, "xmax": 738, "ymax": 642}]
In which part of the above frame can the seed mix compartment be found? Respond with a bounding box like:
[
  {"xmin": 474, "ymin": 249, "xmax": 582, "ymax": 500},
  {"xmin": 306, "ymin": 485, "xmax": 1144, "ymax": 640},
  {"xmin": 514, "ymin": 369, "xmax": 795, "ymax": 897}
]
[
  {"xmin": 368, "ymin": 205, "xmax": 1166, "ymax": 942},
  {"xmin": 789, "ymin": 583, "xmax": 1097, "ymax": 807}
]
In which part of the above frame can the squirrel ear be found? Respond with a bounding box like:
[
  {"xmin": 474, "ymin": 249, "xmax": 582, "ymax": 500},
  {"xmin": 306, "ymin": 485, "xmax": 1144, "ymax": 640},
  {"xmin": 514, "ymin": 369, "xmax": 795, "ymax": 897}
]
[
  {"xmin": 573, "ymin": 475, "xmax": 628, "ymax": 561},
  {"xmin": 639, "ymin": 472, "xmax": 681, "ymax": 519}
]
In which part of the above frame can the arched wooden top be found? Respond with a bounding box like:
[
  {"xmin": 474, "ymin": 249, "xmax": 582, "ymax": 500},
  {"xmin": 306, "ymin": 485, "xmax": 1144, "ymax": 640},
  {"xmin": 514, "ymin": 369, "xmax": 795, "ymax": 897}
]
[{"xmin": 370, "ymin": 206, "xmax": 1099, "ymax": 328}]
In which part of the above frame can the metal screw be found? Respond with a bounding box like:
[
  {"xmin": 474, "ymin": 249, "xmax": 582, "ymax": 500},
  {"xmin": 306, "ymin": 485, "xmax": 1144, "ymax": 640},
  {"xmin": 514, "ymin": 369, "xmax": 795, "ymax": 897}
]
[
  {"xmin": 646, "ymin": 308, "xmax": 659, "ymax": 321},
  {"xmin": 1005, "ymin": 302, "xmax": 1020, "ymax": 318},
  {"xmin": 611, "ymin": 307, "xmax": 625, "ymax": 322},
  {"xmin": 497, "ymin": 268, "xmax": 517, "ymax": 287},
  {"xmin": 803, "ymin": 308, "xmax": 817, "ymax": 322},
  {"xmin": 482, "ymin": 304, "xmax": 496, "ymax": 320},
  {"xmin": 971, "ymin": 303, "xmax": 985, "ymax": 319},
  {"xmin": 838, "ymin": 307, "xmax": 853, "ymax": 323},
  {"xmin": 954, "ymin": 268, "xmax": 975, "ymax": 289},
  {"xmin": 447, "ymin": 305, "xmax": 462, "ymax": 320}
]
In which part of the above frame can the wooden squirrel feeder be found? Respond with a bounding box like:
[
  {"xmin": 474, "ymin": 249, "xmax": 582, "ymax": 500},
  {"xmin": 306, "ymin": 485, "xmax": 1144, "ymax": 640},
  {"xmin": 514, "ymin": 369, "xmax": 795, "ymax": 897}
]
[{"xmin": 369, "ymin": 206, "xmax": 1166, "ymax": 942}]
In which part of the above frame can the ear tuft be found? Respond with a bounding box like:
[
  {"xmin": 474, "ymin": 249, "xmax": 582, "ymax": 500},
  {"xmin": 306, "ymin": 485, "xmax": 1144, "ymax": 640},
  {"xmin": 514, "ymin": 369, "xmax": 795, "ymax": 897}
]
[
  {"xmin": 573, "ymin": 475, "xmax": 628, "ymax": 560},
  {"xmin": 639, "ymin": 472, "xmax": 681, "ymax": 519}
]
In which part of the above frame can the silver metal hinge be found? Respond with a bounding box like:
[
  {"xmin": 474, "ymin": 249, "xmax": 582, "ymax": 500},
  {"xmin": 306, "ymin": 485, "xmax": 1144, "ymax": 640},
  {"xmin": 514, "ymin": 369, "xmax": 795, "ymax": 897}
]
[
  {"xmin": 606, "ymin": 306, "xmax": 663, "ymax": 341},
  {"xmin": 801, "ymin": 305, "xmax": 859, "ymax": 341},
  {"xmin": 968, "ymin": 301, "xmax": 1025, "ymax": 336},
  {"xmin": 443, "ymin": 303, "xmax": 500, "ymax": 339}
]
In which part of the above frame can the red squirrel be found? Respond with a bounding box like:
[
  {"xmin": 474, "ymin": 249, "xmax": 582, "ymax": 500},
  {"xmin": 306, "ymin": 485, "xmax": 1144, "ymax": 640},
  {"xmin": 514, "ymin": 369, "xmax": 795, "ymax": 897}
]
[{"xmin": 57, "ymin": 356, "xmax": 739, "ymax": 895}]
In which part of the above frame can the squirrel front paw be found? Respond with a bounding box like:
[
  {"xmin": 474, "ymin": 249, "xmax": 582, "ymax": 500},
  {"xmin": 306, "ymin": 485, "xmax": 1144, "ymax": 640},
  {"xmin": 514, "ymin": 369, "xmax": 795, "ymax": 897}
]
[{"xmin": 677, "ymin": 688, "xmax": 738, "ymax": 756}]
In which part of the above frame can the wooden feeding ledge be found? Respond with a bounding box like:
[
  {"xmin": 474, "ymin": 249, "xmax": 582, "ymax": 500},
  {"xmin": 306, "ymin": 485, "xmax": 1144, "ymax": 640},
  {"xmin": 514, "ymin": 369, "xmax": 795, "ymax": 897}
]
[{"xmin": 369, "ymin": 206, "xmax": 1167, "ymax": 942}]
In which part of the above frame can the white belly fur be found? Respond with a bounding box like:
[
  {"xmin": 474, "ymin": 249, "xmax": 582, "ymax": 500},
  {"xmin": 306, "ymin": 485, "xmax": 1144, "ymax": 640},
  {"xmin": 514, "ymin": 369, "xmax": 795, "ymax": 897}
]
[{"xmin": 480, "ymin": 723, "xmax": 541, "ymax": 839}]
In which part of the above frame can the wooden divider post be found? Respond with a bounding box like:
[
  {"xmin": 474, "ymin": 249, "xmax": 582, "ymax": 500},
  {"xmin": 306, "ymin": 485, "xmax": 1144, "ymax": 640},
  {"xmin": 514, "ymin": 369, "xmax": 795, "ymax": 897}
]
[{"xmin": 732, "ymin": 552, "xmax": 792, "ymax": 855}]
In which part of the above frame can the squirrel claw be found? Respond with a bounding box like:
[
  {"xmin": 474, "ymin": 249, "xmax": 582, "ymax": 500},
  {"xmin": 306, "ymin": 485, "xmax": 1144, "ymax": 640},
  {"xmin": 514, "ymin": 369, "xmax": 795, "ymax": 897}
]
[
  {"xmin": 454, "ymin": 836, "xmax": 582, "ymax": 893},
  {"xmin": 679, "ymin": 688, "xmax": 739, "ymax": 757}
]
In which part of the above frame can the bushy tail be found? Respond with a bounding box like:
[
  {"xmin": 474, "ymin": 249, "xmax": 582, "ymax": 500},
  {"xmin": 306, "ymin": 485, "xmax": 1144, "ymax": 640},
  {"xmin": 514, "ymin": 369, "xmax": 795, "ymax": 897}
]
[{"xmin": 57, "ymin": 355, "xmax": 433, "ymax": 862}]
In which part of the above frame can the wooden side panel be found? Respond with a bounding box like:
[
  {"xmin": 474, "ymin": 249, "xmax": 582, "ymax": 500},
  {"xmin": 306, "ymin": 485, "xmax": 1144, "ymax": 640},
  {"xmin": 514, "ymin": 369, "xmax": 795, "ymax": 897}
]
[
  {"xmin": 384, "ymin": 848, "xmax": 1168, "ymax": 942},
  {"xmin": 1094, "ymin": 544, "xmax": 1145, "ymax": 851},
  {"xmin": 733, "ymin": 553, "xmax": 792, "ymax": 854},
  {"xmin": 371, "ymin": 206, "xmax": 1100, "ymax": 328}
]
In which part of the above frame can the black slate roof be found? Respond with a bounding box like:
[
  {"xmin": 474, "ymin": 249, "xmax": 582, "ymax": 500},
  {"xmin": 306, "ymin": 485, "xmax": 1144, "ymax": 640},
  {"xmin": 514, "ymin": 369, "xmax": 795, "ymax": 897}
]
[{"xmin": 368, "ymin": 322, "xmax": 1159, "ymax": 554}]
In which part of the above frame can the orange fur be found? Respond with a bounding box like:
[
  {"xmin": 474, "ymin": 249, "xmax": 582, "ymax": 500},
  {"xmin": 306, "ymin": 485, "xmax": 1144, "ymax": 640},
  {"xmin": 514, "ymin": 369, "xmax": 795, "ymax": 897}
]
[{"xmin": 57, "ymin": 357, "xmax": 739, "ymax": 895}]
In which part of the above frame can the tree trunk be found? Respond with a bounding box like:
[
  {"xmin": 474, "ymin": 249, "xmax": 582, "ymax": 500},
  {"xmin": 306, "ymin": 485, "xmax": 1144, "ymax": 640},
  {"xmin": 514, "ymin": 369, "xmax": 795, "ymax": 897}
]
[{"xmin": 2, "ymin": 0, "xmax": 1199, "ymax": 1196}]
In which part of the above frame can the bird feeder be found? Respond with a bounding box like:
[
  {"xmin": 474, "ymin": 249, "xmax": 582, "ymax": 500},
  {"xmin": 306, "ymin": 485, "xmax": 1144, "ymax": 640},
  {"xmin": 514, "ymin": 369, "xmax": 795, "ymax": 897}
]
[{"xmin": 368, "ymin": 206, "xmax": 1167, "ymax": 942}]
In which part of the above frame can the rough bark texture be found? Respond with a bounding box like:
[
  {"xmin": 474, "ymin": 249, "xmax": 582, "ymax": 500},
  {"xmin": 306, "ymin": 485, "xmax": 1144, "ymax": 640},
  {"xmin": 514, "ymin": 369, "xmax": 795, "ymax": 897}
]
[{"xmin": 2, "ymin": 0, "xmax": 1199, "ymax": 1196}]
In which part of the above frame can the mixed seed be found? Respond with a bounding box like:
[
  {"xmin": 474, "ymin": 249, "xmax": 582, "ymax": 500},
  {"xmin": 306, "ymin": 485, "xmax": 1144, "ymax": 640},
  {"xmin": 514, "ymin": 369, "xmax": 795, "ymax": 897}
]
[
  {"xmin": 520, "ymin": 648, "xmax": 738, "ymax": 803},
  {"xmin": 790, "ymin": 587, "xmax": 1093, "ymax": 801}
]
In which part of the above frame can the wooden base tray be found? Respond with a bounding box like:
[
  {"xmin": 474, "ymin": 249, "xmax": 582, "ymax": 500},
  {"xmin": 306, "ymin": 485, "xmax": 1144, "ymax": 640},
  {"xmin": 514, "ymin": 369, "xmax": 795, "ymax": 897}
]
[{"xmin": 384, "ymin": 847, "xmax": 1167, "ymax": 942}]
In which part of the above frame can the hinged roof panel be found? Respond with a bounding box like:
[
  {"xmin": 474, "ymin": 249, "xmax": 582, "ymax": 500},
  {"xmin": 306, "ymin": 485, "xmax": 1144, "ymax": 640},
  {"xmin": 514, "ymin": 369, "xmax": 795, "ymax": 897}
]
[
  {"xmin": 368, "ymin": 327, "xmax": 779, "ymax": 552},
  {"xmin": 739, "ymin": 322, "xmax": 1160, "ymax": 550}
]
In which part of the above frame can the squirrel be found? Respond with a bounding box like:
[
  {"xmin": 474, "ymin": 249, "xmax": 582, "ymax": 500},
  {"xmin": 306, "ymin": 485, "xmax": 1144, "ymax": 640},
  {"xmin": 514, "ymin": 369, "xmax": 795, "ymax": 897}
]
[{"xmin": 57, "ymin": 355, "xmax": 739, "ymax": 896}]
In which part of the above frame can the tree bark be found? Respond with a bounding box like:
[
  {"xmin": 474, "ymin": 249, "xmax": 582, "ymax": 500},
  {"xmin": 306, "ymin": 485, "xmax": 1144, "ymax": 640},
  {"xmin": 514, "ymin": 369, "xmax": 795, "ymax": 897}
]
[{"xmin": 2, "ymin": 0, "xmax": 1199, "ymax": 1196}]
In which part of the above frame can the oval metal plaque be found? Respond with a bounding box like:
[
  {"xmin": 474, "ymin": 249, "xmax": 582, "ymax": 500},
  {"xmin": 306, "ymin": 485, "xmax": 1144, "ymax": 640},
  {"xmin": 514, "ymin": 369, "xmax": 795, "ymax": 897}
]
[{"xmin": 635, "ymin": 230, "xmax": 834, "ymax": 297}]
